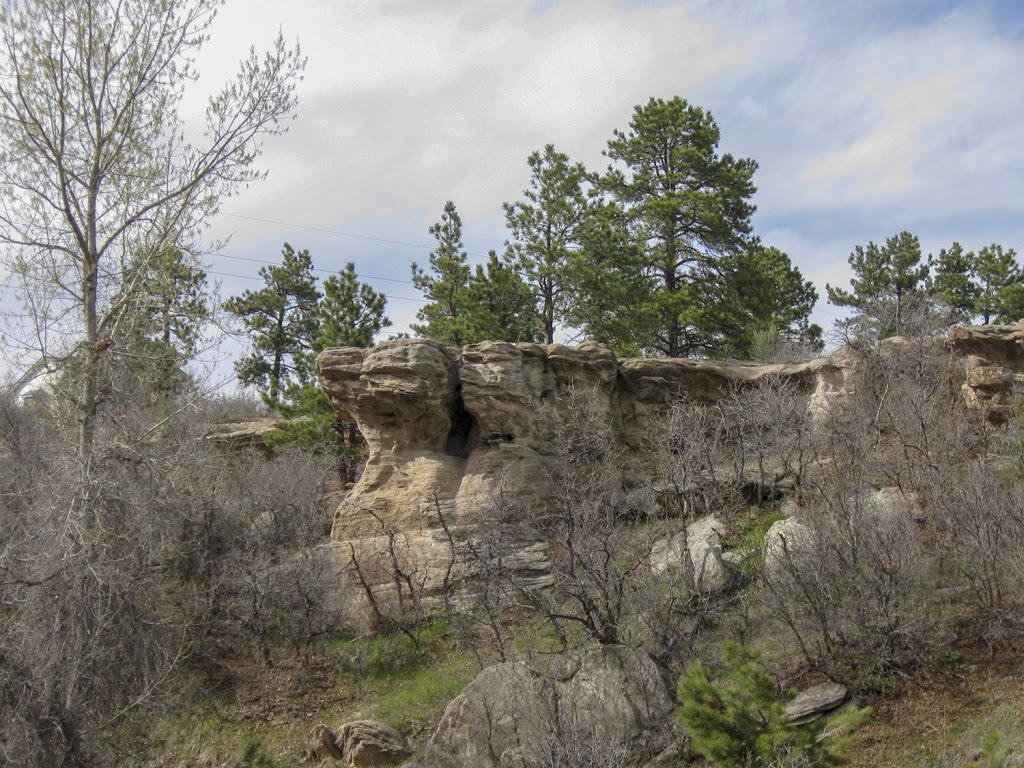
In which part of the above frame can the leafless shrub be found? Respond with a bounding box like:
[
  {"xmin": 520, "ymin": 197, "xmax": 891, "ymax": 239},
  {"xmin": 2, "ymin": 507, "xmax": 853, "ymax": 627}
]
[
  {"xmin": 724, "ymin": 375, "xmax": 818, "ymax": 502},
  {"xmin": 931, "ymin": 462, "xmax": 1024, "ymax": 648},
  {"xmin": 648, "ymin": 395, "xmax": 744, "ymax": 520},
  {"xmin": 0, "ymin": 392, "xmax": 342, "ymax": 764},
  {"xmin": 435, "ymin": 472, "xmax": 529, "ymax": 663},
  {"xmin": 764, "ymin": 488, "xmax": 936, "ymax": 674},
  {"xmin": 346, "ymin": 508, "xmax": 436, "ymax": 652},
  {"xmin": 526, "ymin": 385, "xmax": 663, "ymax": 648}
]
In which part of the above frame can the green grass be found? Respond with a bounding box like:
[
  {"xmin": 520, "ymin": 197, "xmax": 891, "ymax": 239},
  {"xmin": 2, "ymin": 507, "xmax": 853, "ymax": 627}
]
[{"xmin": 135, "ymin": 620, "xmax": 478, "ymax": 766}]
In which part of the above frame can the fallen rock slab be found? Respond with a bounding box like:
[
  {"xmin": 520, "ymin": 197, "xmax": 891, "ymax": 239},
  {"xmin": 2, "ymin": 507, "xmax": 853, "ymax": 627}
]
[{"xmin": 784, "ymin": 682, "xmax": 849, "ymax": 725}]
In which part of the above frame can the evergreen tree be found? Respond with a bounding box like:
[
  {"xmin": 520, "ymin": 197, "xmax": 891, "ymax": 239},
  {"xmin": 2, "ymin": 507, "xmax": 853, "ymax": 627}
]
[
  {"xmin": 602, "ymin": 96, "xmax": 758, "ymax": 357},
  {"xmin": 101, "ymin": 247, "xmax": 211, "ymax": 398},
  {"xmin": 317, "ymin": 262, "xmax": 392, "ymax": 351},
  {"xmin": 729, "ymin": 245, "xmax": 821, "ymax": 358},
  {"xmin": 462, "ymin": 251, "xmax": 541, "ymax": 343},
  {"xmin": 678, "ymin": 643, "xmax": 868, "ymax": 767},
  {"xmin": 928, "ymin": 242, "xmax": 978, "ymax": 323},
  {"xmin": 225, "ymin": 243, "xmax": 321, "ymax": 407},
  {"xmin": 269, "ymin": 262, "xmax": 389, "ymax": 460},
  {"xmin": 503, "ymin": 144, "xmax": 592, "ymax": 344},
  {"xmin": 131, "ymin": 247, "xmax": 210, "ymax": 395},
  {"xmin": 564, "ymin": 202, "xmax": 657, "ymax": 356},
  {"xmin": 974, "ymin": 243, "xmax": 1023, "ymax": 324},
  {"xmin": 411, "ymin": 201, "xmax": 472, "ymax": 346},
  {"xmin": 827, "ymin": 231, "xmax": 931, "ymax": 340}
]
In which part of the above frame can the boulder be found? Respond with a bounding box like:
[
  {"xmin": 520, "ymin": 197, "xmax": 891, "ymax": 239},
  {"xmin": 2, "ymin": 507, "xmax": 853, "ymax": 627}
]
[
  {"xmin": 763, "ymin": 517, "xmax": 815, "ymax": 583},
  {"xmin": 650, "ymin": 514, "xmax": 734, "ymax": 593},
  {"xmin": 784, "ymin": 682, "xmax": 849, "ymax": 725},
  {"xmin": 305, "ymin": 720, "xmax": 411, "ymax": 766},
  {"xmin": 418, "ymin": 645, "xmax": 678, "ymax": 768}
]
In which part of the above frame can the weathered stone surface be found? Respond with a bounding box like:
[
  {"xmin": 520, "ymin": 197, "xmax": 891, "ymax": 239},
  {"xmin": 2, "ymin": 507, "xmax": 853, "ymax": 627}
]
[
  {"xmin": 650, "ymin": 514, "xmax": 734, "ymax": 594},
  {"xmin": 317, "ymin": 340, "xmax": 839, "ymax": 616},
  {"xmin": 306, "ymin": 721, "xmax": 411, "ymax": 766},
  {"xmin": 949, "ymin": 322, "xmax": 1024, "ymax": 417},
  {"xmin": 763, "ymin": 517, "xmax": 815, "ymax": 583},
  {"xmin": 784, "ymin": 682, "xmax": 849, "ymax": 725},
  {"xmin": 202, "ymin": 416, "xmax": 289, "ymax": 451},
  {"xmin": 316, "ymin": 326, "xmax": 1024, "ymax": 618},
  {"xmin": 418, "ymin": 645, "xmax": 678, "ymax": 768},
  {"xmin": 337, "ymin": 720, "xmax": 411, "ymax": 767}
]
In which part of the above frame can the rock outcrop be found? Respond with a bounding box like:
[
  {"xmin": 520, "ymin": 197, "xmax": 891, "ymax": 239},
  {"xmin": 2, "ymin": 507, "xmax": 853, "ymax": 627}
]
[
  {"xmin": 317, "ymin": 340, "xmax": 842, "ymax": 613},
  {"xmin": 415, "ymin": 644, "xmax": 678, "ymax": 768},
  {"xmin": 316, "ymin": 324, "xmax": 1024, "ymax": 616},
  {"xmin": 305, "ymin": 721, "xmax": 411, "ymax": 766},
  {"xmin": 949, "ymin": 322, "xmax": 1024, "ymax": 419}
]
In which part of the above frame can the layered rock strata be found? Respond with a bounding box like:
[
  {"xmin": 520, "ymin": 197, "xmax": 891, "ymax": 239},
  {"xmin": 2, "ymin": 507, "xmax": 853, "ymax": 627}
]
[
  {"xmin": 315, "ymin": 339, "xmax": 843, "ymax": 615},
  {"xmin": 315, "ymin": 325, "xmax": 1024, "ymax": 618}
]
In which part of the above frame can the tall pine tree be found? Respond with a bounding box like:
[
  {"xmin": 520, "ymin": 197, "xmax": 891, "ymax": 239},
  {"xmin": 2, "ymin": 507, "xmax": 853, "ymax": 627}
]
[
  {"xmin": 411, "ymin": 201, "xmax": 472, "ymax": 346},
  {"xmin": 602, "ymin": 97, "xmax": 758, "ymax": 357},
  {"xmin": 225, "ymin": 243, "xmax": 321, "ymax": 407},
  {"xmin": 503, "ymin": 145, "xmax": 592, "ymax": 344}
]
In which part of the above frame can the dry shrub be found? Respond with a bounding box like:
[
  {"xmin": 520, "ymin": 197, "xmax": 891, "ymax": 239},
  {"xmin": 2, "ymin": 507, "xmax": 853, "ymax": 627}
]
[
  {"xmin": 0, "ymin": 393, "xmax": 347, "ymax": 766},
  {"xmin": 931, "ymin": 462, "xmax": 1024, "ymax": 648}
]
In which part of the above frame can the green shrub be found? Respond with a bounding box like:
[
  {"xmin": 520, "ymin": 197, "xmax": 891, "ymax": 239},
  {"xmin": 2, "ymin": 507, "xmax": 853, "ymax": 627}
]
[{"xmin": 677, "ymin": 643, "xmax": 868, "ymax": 767}]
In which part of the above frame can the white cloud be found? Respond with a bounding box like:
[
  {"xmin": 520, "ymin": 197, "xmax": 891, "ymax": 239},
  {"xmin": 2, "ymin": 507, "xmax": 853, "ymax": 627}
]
[{"xmin": 183, "ymin": 0, "xmax": 1024, "ymax": 357}]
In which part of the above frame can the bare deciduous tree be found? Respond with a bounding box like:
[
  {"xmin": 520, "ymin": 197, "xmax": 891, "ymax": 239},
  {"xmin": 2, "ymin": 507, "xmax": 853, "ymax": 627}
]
[{"xmin": 0, "ymin": 0, "xmax": 305, "ymax": 461}]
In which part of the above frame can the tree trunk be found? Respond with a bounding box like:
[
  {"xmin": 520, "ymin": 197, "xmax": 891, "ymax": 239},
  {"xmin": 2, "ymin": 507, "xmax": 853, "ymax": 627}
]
[{"xmin": 79, "ymin": 252, "xmax": 100, "ymax": 464}]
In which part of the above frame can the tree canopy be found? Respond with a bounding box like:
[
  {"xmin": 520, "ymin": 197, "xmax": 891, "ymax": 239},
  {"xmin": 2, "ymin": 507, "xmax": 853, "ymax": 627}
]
[
  {"xmin": 827, "ymin": 231, "xmax": 932, "ymax": 340},
  {"xmin": 225, "ymin": 243, "xmax": 321, "ymax": 407},
  {"xmin": 0, "ymin": 0, "xmax": 304, "ymax": 459},
  {"xmin": 602, "ymin": 96, "xmax": 759, "ymax": 357}
]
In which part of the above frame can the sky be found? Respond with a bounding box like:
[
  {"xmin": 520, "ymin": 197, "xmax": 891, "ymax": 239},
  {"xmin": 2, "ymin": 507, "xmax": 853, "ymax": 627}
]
[{"xmin": 94, "ymin": 0, "xmax": 1024, "ymax": 376}]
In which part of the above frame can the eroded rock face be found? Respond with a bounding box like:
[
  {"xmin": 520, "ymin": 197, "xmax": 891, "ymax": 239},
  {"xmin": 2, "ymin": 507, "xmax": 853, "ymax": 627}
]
[
  {"xmin": 317, "ymin": 340, "xmax": 840, "ymax": 615},
  {"xmin": 317, "ymin": 326, "xmax": 1024, "ymax": 617},
  {"xmin": 418, "ymin": 645, "xmax": 678, "ymax": 768},
  {"xmin": 949, "ymin": 322, "xmax": 1024, "ymax": 418}
]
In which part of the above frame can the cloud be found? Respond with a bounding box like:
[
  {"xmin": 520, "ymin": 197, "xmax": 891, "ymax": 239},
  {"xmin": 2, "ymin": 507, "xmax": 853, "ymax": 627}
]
[{"xmin": 189, "ymin": 0, "xmax": 1024, "ymax": 349}]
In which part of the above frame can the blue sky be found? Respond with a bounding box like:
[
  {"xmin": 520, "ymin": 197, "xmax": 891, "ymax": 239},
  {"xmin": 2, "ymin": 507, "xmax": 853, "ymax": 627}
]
[{"xmin": 169, "ymin": 0, "xmax": 1024, "ymax": 361}]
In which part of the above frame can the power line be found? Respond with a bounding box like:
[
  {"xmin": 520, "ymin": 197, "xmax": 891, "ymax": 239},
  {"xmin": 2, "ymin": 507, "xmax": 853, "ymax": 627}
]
[
  {"xmin": 219, "ymin": 211, "xmax": 494, "ymax": 259},
  {"xmin": 220, "ymin": 212, "xmax": 436, "ymax": 252},
  {"xmin": 204, "ymin": 269, "xmax": 428, "ymax": 303},
  {"xmin": 216, "ymin": 251, "xmax": 415, "ymax": 285}
]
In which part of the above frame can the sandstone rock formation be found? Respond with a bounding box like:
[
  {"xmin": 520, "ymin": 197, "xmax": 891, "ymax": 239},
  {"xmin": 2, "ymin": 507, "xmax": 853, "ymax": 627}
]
[
  {"xmin": 948, "ymin": 322, "xmax": 1024, "ymax": 418},
  {"xmin": 316, "ymin": 339, "xmax": 841, "ymax": 614},
  {"xmin": 305, "ymin": 720, "xmax": 411, "ymax": 766},
  {"xmin": 316, "ymin": 325, "xmax": 1024, "ymax": 616},
  {"xmin": 415, "ymin": 644, "xmax": 678, "ymax": 768}
]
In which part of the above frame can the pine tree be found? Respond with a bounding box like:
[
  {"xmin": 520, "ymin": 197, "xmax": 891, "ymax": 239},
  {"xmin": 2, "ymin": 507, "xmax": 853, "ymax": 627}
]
[
  {"xmin": 974, "ymin": 243, "xmax": 1023, "ymax": 324},
  {"xmin": 564, "ymin": 202, "xmax": 657, "ymax": 356},
  {"xmin": 729, "ymin": 245, "xmax": 821, "ymax": 359},
  {"xmin": 411, "ymin": 201, "xmax": 472, "ymax": 346},
  {"xmin": 827, "ymin": 231, "xmax": 931, "ymax": 340},
  {"xmin": 602, "ymin": 97, "xmax": 758, "ymax": 357},
  {"xmin": 225, "ymin": 243, "xmax": 321, "ymax": 407},
  {"xmin": 317, "ymin": 263, "xmax": 391, "ymax": 351},
  {"xmin": 269, "ymin": 262, "xmax": 390, "ymax": 459},
  {"xmin": 678, "ymin": 643, "xmax": 868, "ymax": 767},
  {"xmin": 928, "ymin": 242, "xmax": 978, "ymax": 323},
  {"xmin": 503, "ymin": 145, "xmax": 592, "ymax": 344},
  {"xmin": 462, "ymin": 251, "xmax": 541, "ymax": 344}
]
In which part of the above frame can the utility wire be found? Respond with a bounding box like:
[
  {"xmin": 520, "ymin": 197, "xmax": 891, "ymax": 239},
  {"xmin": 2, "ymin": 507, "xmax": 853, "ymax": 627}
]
[
  {"xmin": 204, "ymin": 269, "xmax": 428, "ymax": 303},
  {"xmin": 216, "ymin": 251, "xmax": 415, "ymax": 285},
  {"xmin": 219, "ymin": 211, "xmax": 495, "ymax": 259}
]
